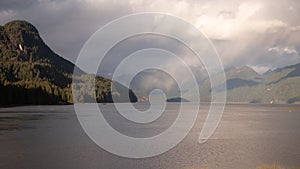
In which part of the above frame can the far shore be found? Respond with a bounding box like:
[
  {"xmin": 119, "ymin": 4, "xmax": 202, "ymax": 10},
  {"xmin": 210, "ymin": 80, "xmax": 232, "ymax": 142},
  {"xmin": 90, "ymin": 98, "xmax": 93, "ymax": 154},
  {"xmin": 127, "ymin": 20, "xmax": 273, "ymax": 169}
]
[{"xmin": 1, "ymin": 102, "xmax": 300, "ymax": 109}]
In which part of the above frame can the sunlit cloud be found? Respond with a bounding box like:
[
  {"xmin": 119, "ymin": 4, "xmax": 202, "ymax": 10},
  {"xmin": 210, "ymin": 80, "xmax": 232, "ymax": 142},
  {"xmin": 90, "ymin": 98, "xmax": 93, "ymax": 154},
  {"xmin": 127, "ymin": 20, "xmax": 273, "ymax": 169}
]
[{"xmin": 268, "ymin": 46, "xmax": 298, "ymax": 55}]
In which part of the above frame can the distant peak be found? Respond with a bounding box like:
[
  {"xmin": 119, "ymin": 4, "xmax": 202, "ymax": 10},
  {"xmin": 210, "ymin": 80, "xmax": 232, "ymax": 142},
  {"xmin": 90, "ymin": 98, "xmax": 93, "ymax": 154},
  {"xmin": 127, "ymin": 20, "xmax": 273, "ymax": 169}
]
[
  {"xmin": 263, "ymin": 69, "xmax": 273, "ymax": 75},
  {"xmin": 238, "ymin": 65, "xmax": 253, "ymax": 70},
  {"xmin": 227, "ymin": 65, "xmax": 255, "ymax": 73},
  {"xmin": 236, "ymin": 66, "xmax": 259, "ymax": 74}
]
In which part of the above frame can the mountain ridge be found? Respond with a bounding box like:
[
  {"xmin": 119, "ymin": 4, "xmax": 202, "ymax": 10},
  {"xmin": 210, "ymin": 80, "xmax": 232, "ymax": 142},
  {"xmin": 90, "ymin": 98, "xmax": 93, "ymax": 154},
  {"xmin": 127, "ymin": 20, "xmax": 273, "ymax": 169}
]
[{"xmin": 200, "ymin": 62, "xmax": 300, "ymax": 104}]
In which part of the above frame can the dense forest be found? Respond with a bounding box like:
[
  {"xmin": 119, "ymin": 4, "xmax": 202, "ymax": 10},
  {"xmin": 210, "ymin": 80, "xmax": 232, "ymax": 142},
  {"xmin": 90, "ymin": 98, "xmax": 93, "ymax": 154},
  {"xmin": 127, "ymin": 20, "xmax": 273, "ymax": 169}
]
[{"xmin": 0, "ymin": 20, "xmax": 137, "ymax": 106}]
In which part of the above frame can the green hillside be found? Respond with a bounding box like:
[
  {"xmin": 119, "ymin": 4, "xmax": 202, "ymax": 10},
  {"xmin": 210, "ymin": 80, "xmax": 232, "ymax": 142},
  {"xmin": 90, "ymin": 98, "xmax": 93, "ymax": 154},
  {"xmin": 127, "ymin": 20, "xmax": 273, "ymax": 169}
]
[{"xmin": 0, "ymin": 20, "xmax": 137, "ymax": 106}]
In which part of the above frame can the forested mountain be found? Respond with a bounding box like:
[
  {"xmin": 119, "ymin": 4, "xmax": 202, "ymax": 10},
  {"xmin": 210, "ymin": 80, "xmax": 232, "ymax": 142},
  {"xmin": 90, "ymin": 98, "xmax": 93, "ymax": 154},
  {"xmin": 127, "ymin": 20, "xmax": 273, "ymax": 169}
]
[{"xmin": 0, "ymin": 20, "xmax": 137, "ymax": 106}]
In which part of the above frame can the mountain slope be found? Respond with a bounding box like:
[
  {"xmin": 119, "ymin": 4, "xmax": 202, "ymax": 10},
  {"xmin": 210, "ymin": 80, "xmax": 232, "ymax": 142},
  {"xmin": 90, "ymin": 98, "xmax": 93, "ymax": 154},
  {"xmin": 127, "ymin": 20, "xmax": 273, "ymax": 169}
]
[
  {"xmin": 226, "ymin": 66, "xmax": 262, "ymax": 81},
  {"xmin": 0, "ymin": 20, "xmax": 137, "ymax": 106}
]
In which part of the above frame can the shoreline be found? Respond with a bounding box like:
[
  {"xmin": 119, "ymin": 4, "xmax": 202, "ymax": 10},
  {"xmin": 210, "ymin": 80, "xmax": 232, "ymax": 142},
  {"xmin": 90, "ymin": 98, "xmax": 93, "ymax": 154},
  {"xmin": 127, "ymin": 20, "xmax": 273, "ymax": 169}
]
[{"xmin": 1, "ymin": 102, "xmax": 300, "ymax": 108}]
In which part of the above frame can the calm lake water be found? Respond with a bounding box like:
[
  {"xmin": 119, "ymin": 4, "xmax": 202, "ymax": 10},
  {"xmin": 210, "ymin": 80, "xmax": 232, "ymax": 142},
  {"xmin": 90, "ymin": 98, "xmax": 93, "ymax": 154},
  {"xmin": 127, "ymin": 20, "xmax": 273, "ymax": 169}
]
[{"xmin": 0, "ymin": 103, "xmax": 300, "ymax": 169}]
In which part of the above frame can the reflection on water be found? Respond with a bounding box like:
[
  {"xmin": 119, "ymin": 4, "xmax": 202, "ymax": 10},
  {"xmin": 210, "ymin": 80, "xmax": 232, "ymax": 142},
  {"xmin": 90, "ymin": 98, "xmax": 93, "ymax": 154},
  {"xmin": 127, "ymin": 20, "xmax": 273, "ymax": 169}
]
[{"xmin": 0, "ymin": 114, "xmax": 44, "ymax": 131}]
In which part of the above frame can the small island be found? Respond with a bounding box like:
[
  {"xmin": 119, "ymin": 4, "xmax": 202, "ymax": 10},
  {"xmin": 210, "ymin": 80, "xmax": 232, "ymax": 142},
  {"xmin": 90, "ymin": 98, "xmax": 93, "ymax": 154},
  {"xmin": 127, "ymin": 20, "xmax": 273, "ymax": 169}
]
[{"xmin": 166, "ymin": 97, "xmax": 190, "ymax": 102}]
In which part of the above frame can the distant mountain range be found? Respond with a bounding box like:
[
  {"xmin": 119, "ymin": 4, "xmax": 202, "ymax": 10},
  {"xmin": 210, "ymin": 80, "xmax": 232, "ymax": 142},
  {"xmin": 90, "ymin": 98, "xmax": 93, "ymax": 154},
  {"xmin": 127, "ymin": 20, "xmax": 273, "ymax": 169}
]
[
  {"xmin": 200, "ymin": 64, "xmax": 300, "ymax": 104},
  {"xmin": 129, "ymin": 63, "xmax": 300, "ymax": 104},
  {"xmin": 0, "ymin": 20, "xmax": 137, "ymax": 106}
]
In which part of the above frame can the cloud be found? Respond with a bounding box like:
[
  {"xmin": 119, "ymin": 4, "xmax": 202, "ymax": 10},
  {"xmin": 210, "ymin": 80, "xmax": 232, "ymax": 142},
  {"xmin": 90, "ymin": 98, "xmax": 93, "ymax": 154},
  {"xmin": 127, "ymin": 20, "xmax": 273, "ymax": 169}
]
[
  {"xmin": 290, "ymin": 25, "xmax": 300, "ymax": 32},
  {"xmin": 268, "ymin": 46, "xmax": 298, "ymax": 55},
  {"xmin": 0, "ymin": 0, "xmax": 299, "ymax": 72}
]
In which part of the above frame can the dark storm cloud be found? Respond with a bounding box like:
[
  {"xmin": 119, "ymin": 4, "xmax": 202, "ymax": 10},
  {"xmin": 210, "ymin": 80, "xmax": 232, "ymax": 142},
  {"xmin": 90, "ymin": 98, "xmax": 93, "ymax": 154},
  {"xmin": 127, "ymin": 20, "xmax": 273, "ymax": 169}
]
[{"xmin": 0, "ymin": 0, "xmax": 37, "ymax": 11}]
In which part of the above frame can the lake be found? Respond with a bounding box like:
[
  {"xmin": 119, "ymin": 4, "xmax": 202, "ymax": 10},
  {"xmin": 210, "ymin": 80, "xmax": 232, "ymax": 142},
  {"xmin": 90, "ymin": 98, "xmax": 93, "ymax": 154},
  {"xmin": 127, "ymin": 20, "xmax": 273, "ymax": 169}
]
[{"xmin": 0, "ymin": 104, "xmax": 300, "ymax": 169}]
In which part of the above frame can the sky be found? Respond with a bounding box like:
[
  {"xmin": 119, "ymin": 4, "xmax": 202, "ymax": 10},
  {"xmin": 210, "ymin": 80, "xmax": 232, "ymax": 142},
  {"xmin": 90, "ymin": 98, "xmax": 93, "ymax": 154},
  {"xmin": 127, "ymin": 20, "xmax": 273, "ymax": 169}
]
[{"xmin": 0, "ymin": 0, "xmax": 300, "ymax": 74}]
